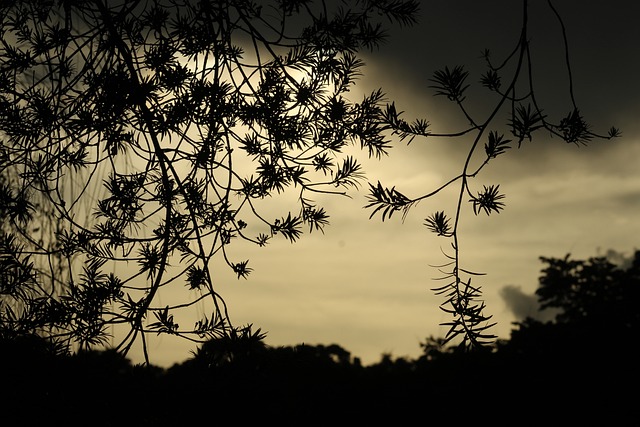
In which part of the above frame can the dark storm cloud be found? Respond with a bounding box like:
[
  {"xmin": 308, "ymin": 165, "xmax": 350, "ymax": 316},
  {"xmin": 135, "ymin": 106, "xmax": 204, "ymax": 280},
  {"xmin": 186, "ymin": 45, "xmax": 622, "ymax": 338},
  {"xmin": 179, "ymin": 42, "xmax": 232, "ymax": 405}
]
[
  {"xmin": 364, "ymin": 0, "xmax": 640, "ymax": 163},
  {"xmin": 499, "ymin": 284, "xmax": 558, "ymax": 322},
  {"xmin": 499, "ymin": 285, "xmax": 539, "ymax": 320}
]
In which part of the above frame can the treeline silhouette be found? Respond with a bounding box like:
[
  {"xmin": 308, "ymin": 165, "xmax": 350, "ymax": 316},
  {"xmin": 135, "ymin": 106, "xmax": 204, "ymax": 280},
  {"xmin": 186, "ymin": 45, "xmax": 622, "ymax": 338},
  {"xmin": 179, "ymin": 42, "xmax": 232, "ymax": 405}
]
[{"xmin": 2, "ymin": 252, "xmax": 638, "ymax": 426}]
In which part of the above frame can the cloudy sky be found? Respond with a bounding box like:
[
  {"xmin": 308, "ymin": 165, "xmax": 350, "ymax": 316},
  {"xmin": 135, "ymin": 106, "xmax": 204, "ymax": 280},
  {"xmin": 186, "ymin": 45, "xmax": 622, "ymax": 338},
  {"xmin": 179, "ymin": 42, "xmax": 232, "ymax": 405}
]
[{"xmin": 129, "ymin": 1, "xmax": 640, "ymax": 367}]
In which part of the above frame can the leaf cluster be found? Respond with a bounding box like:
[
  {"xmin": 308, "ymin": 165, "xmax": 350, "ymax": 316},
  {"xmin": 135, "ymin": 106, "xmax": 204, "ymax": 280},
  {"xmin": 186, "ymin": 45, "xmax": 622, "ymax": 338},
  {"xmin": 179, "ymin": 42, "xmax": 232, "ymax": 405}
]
[
  {"xmin": 365, "ymin": 181, "xmax": 411, "ymax": 221},
  {"xmin": 430, "ymin": 65, "xmax": 470, "ymax": 103},
  {"xmin": 470, "ymin": 184, "xmax": 505, "ymax": 216},
  {"xmin": 0, "ymin": 0, "xmax": 419, "ymax": 362},
  {"xmin": 430, "ymin": 251, "xmax": 496, "ymax": 348}
]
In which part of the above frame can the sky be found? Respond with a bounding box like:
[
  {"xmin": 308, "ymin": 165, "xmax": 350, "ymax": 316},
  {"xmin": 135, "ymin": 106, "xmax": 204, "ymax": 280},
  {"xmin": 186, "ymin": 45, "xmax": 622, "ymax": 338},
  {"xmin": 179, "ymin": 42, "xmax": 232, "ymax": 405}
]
[{"xmin": 127, "ymin": 0, "xmax": 640, "ymax": 367}]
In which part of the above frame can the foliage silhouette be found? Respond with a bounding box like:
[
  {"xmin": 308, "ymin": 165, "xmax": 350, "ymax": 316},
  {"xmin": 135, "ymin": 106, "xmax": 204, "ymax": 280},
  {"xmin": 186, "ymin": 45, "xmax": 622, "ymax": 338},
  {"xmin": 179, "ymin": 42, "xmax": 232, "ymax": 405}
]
[
  {"xmin": 365, "ymin": 0, "xmax": 620, "ymax": 349},
  {"xmin": 506, "ymin": 251, "xmax": 640, "ymax": 354},
  {"xmin": 0, "ymin": 0, "xmax": 624, "ymax": 365},
  {"xmin": 0, "ymin": 0, "xmax": 418, "ymax": 363}
]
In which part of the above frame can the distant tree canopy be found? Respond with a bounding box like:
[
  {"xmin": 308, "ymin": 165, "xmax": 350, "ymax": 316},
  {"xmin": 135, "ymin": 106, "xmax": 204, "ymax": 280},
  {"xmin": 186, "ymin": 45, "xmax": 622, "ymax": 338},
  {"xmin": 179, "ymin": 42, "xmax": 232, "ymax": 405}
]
[
  {"xmin": 506, "ymin": 251, "xmax": 640, "ymax": 354},
  {"xmin": 0, "ymin": 0, "xmax": 418, "ymax": 362},
  {"xmin": 418, "ymin": 250, "xmax": 640, "ymax": 369}
]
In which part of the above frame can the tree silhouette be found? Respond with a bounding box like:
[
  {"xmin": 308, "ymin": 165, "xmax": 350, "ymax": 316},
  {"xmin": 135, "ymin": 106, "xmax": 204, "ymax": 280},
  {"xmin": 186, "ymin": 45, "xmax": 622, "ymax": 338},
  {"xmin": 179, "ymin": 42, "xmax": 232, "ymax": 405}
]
[
  {"xmin": 0, "ymin": 0, "xmax": 624, "ymax": 365},
  {"xmin": 365, "ymin": 0, "xmax": 620, "ymax": 349},
  {"xmin": 0, "ymin": 0, "xmax": 419, "ymax": 363},
  {"xmin": 491, "ymin": 251, "xmax": 639, "ymax": 423},
  {"xmin": 507, "ymin": 251, "xmax": 640, "ymax": 354}
]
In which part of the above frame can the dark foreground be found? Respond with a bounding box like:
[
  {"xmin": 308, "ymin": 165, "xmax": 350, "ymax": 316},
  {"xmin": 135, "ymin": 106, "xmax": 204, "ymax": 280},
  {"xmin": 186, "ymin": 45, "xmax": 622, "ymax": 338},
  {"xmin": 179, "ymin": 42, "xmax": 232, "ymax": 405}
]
[{"xmin": 1, "ymin": 331, "xmax": 637, "ymax": 427}]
